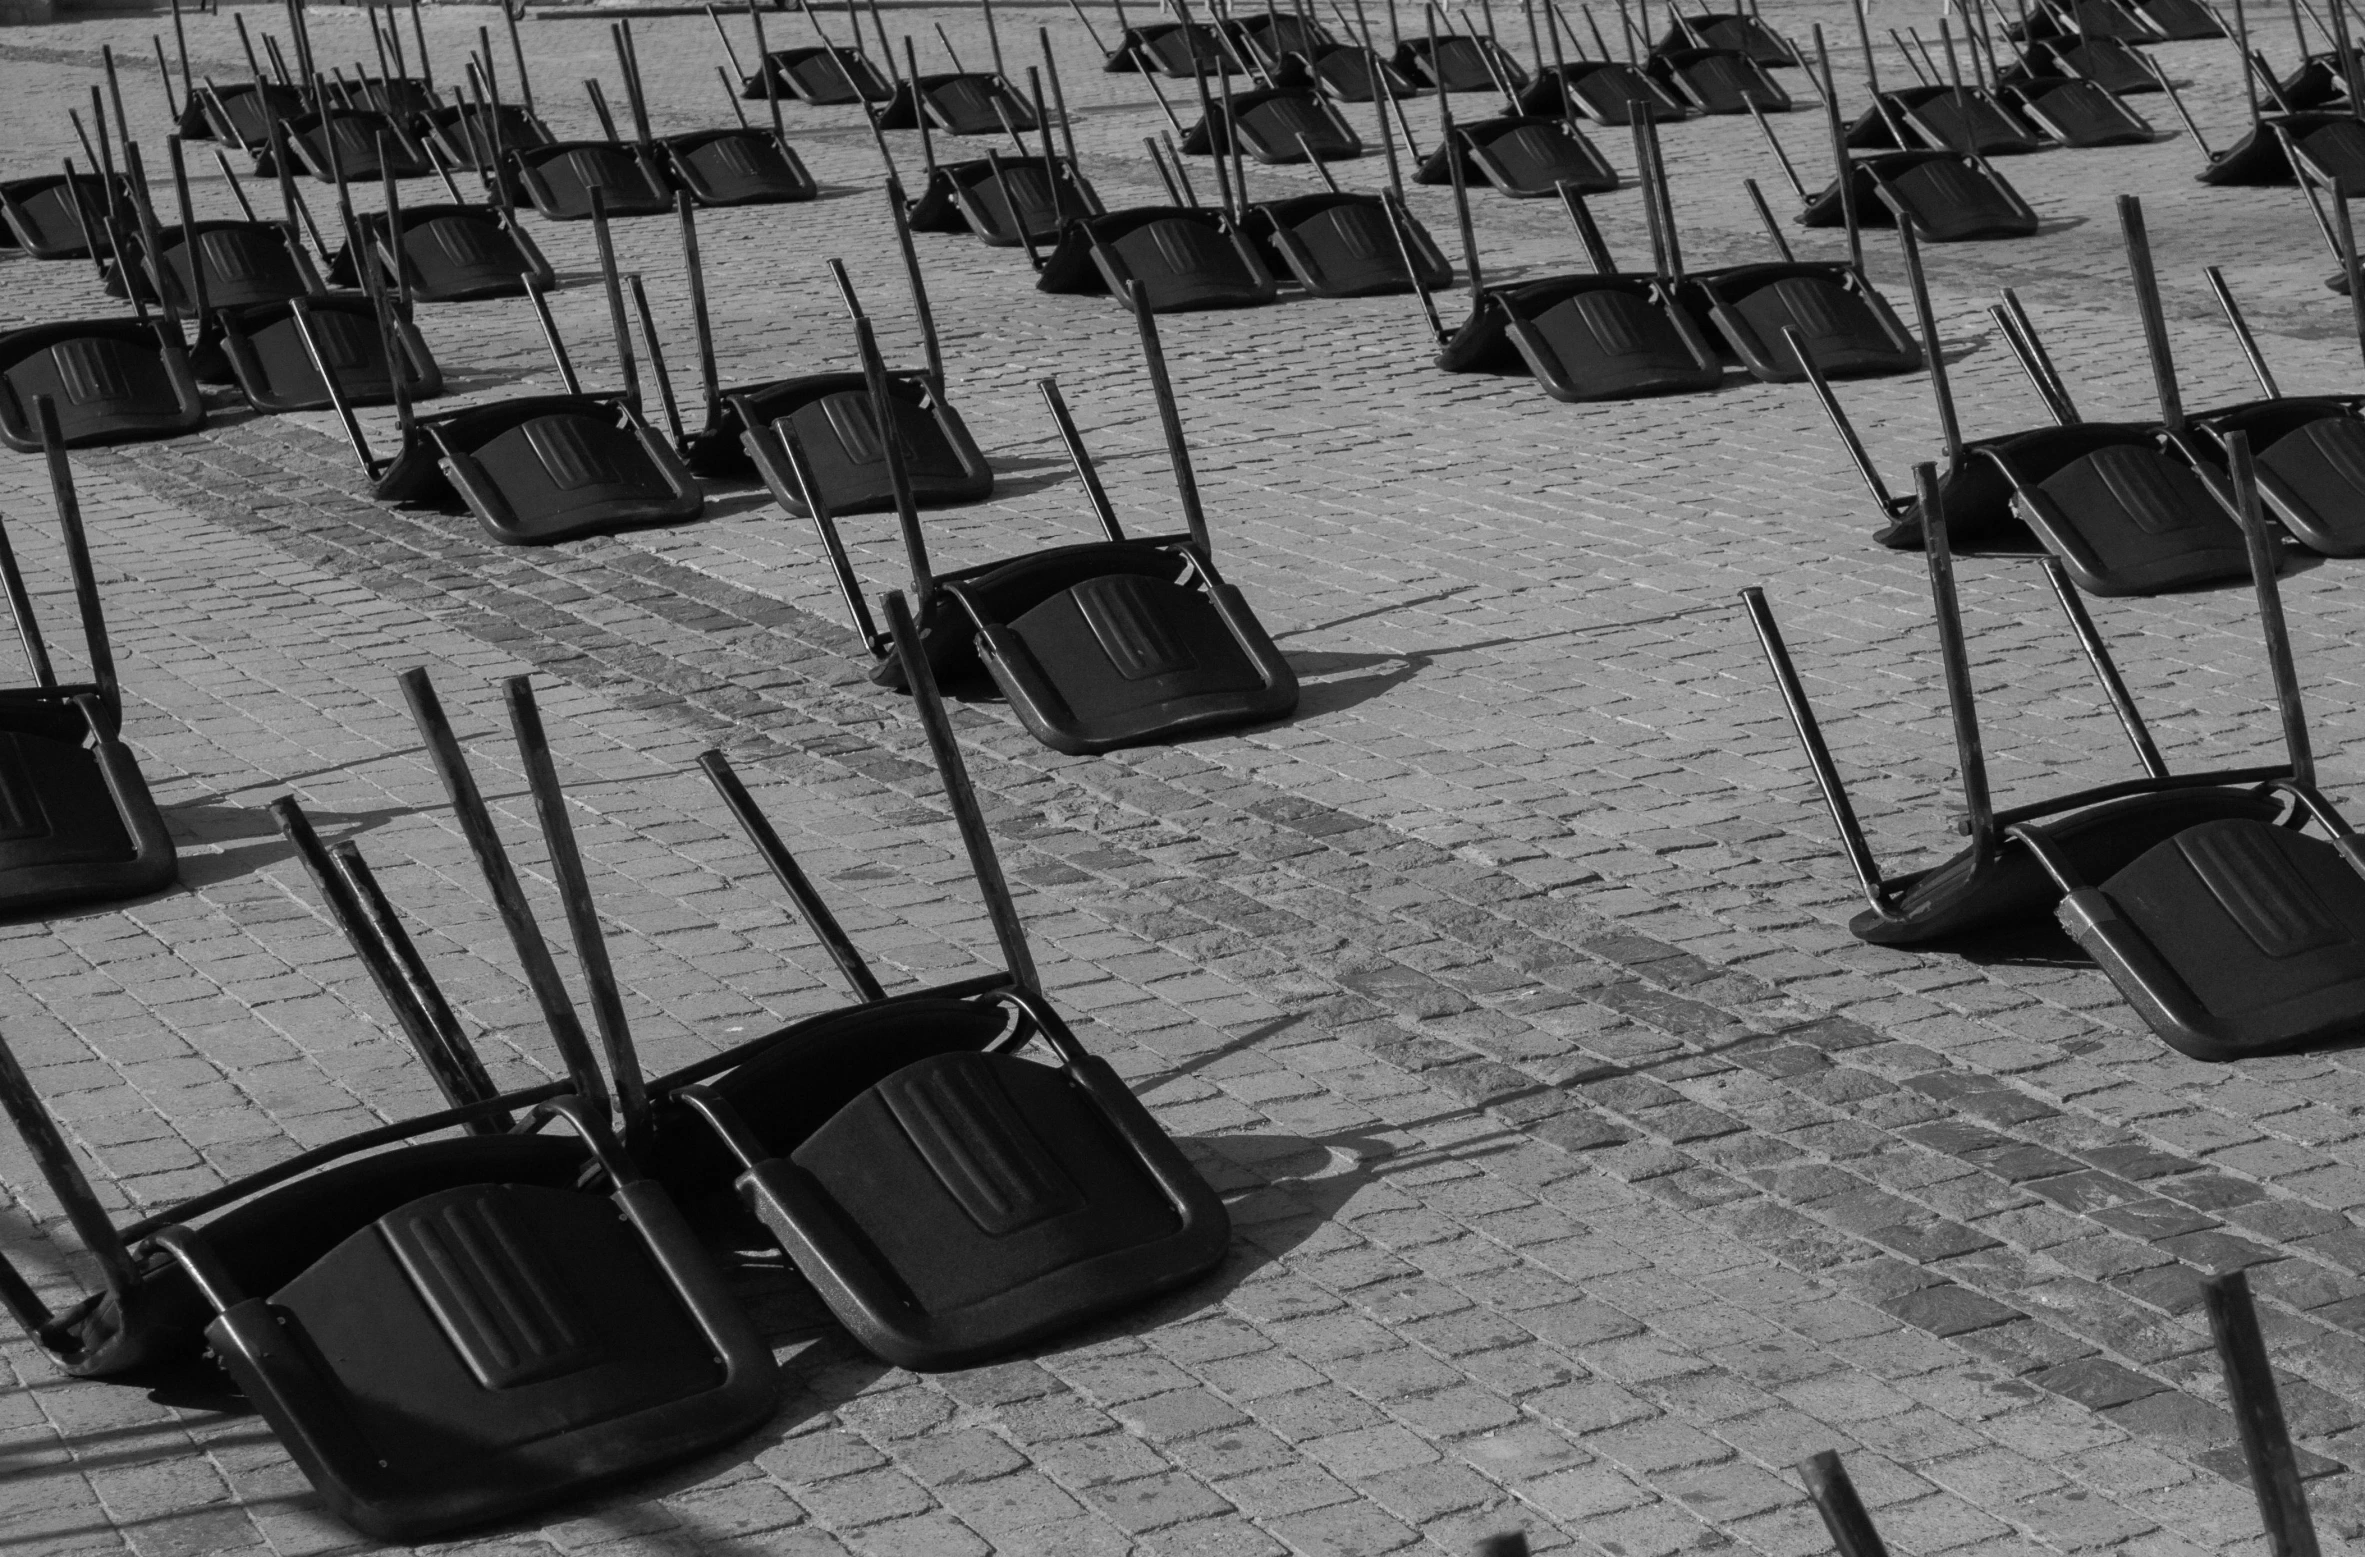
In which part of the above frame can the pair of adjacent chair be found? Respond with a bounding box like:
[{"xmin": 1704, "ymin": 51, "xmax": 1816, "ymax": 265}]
[{"xmin": 0, "ymin": 604, "xmax": 1231, "ymax": 1540}]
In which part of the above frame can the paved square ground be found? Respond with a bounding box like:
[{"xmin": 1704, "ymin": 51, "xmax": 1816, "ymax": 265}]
[{"xmin": 7, "ymin": 3, "xmax": 2365, "ymax": 1553}]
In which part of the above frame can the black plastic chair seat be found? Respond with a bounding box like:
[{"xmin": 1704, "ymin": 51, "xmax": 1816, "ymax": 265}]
[
  {"xmin": 220, "ymin": 297, "xmax": 441, "ymax": 414},
  {"xmin": 1037, "ymin": 209, "xmax": 1279, "ymax": 311},
  {"xmin": 0, "ymin": 717, "xmax": 172, "ymax": 915},
  {"xmin": 1440, "ymin": 277, "xmax": 1723, "ymax": 401},
  {"xmin": 1393, "ymin": 35, "xmax": 1527, "ymax": 92},
  {"xmin": 198, "ymin": 1173, "xmax": 774, "ymax": 1539},
  {"xmin": 2279, "ymin": 56, "xmax": 2351, "ymax": 111},
  {"xmin": 419, "ymin": 394, "xmax": 703, "ymax": 543},
  {"xmin": 1984, "ymin": 424, "xmax": 2251, "ymax": 595},
  {"xmin": 1304, "ymin": 45, "xmax": 1419, "ymax": 100},
  {"xmin": 272, "ymin": 111, "xmax": 434, "ymax": 181},
  {"xmin": 182, "ymin": 80, "xmax": 306, "ymax": 147},
  {"xmin": 2040, "ymin": 37, "xmax": 2161, "ymax": 92},
  {"xmin": 741, "ymin": 46, "xmax": 893, "ymax": 102},
  {"xmin": 1856, "ymin": 787, "xmax": 2280, "ymax": 944},
  {"xmin": 1853, "ymin": 87, "xmax": 2049, "ymax": 154},
  {"xmin": 1665, "ymin": 13, "xmax": 1801, "ymax": 63},
  {"xmin": 1110, "ymin": 23, "xmax": 1235, "ymax": 75},
  {"xmin": 1691, "ymin": 263, "xmax": 1921, "ymax": 381},
  {"xmin": 1251, "ymin": 193, "xmax": 1453, "ymax": 298},
  {"xmin": 1416, "ymin": 116, "xmax": 1618, "ymax": 196},
  {"xmin": 2285, "ymin": 117, "xmax": 2365, "ymax": 193},
  {"xmin": 47, "ymin": 1134, "xmax": 593, "ymax": 1377},
  {"xmin": 2022, "ymin": 0, "xmax": 2158, "ymax": 39},
  {"xmin": 2187, "ymin": 398, "xmax": 2365, "ymax": 556},
  {"xmin": 111, "ymin": 220, "xmax": 320, "ymax": 310},
  {"xmin": 1182, "ymin": 88, "xmax": 1361, "ymax": 162},
  {"xmin": 415, "ymin": 102, "xmax": 554, "ymax": 164},
  {"xmin": 2060, "ymin": 818, "xmax": 2365, "ymax": 1060},
  {"xmin": 0, "ymin": 321, "xmax": 205, "ymax": 450},
  {"xmin": 907, "ymin": 157, "xmax": 1093, "ymax": 245},
  {"xmin": 1649, "ymin": 47, "xmax": 1790, "ymax": 112},
  {"xmin": 880, "ymin": 539, "xmax": 1188, "ymax": 684},
  {"xmin": 661, "ymin": 131, "xmax": 817, "ymax": 206},
  {"xmin": 652, "ymin": 997, "xmax": 1012, "ymax": 1194},
  {"xmin": 508, "ymin": 144, "xmax": 674, "ymax": 221},
  {"xmin": 2130, "ymin": 0, "xmax": 2224, "ymax": 36},
  {"xmin": 2008, "ymin": 77, "xmax": 2154, "ymax": 146},
  {"xmin": 982, "ymin": 569, "xmax": 1289, "ymax": 751},
  {"xmin": 879, "ymin": 72, "xmax": 1037, "ymax": 134},
  {"xmin": 730, "ymin": 370, "xmax": 992, "ymax": 515},
  {"xmin": 330, "ymin": 205, "xmax": 555, "ymax": 302},
  {"xmin": 0, "ymin": 174, "xmax": 123, "ymax": 259},
  {"xmin": 734, "ymin": 1048, "xmax": 1231, "ymax": 1369},
  {"xmin": 1228, "ymin": 13, "xmax": 1334, "ymax": 57},
  {"xmin": 1804, "ymin": 152, "xmax": 2038, "ymax": 240},
  {"xmin": 1522, "ymin": 61, "xmax": 1689, "ymax": 123}
]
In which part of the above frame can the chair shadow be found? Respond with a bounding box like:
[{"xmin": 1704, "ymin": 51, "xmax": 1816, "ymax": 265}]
[{"xmin": 163, "ymin": 799, "xmax": 412, "ymax": 893}]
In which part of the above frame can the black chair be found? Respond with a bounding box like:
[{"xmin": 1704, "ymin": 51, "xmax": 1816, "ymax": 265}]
[
  {"xmin": 2004, "ymin": 74, "xmax": 2157, "ymax": 145},
  {"xmin": 0, "ymin": 168, "xmax": 205, "ymax": 452},
  {"xmin": 1651, "ymin": 74, "xmax": 1921, "ymax": 384},
  {"xmin": 677, "ymin": 596, "xmax": 1234, "ymax": 1365},
  {"xmin": 313, "ymin": 196, "xmax": 701, "ymax": 543},
  {"xmin": 505, "ymin": 81, "xmax": 673, "ymax": 222},
  {"xmin": 2116, "ymin": 199, "xmax": 2365, "ymax": 558},
  {"xmin": 1430, "ymin": 124, "xmax": 1721, "ymax": 401},
  {"xmin": 796, "ymin": 290, "xmax": 1296, "ymax": 753},
  {"xmin": 1799, "ymin": 220, "xmax": 2255, "ymax": 597},
  {"xmin": 2021, "ymin": 441, "xmax": 2365, "ymax": 1061},
  {"xmin": 0, "ymin": 169, "xmax": 127, "ymax": 260},
  {"xmin": 678, "ymin": 190, "xmax": 992, "ymax": 508},
  {"xmin": 609, "ymin": 16, "xmax": 816, "ymax": 207},
  {"xmin": 0, "ymin": 402, "xmax": 176, "ymax": 916},
  {"xmin": 1743, "ymin": 459, "xmax": 2288, "ymax": 956},
  {"xmin": 0, "ymin": 716, "xmax": 776, "ymax": 1538}
]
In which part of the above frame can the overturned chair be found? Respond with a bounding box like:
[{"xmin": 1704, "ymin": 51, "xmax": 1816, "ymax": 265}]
[
  {"xmin": 1748, "ymin": 442, "xmax": 2365, "ymax": 1062},
  {"xmin": 0, "ymin": 400, "xmax": 176, "ymax": 916},
  {"xmin": 0, "ymin": 685, "xmax": 776, "ymax": 1536}
]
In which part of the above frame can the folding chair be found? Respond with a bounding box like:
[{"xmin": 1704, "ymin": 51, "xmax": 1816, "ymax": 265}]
[
  {"xmin": 1430, "ymin": 121, "xmax": 1720, "ymax": 400},
  {"xmin": 0, "ymin": 402, "xmax": 176, "ymax": 915},
  {"xmin": 1743, "ymin": 461, "xmax": 2287, "ymax": 953},
  {"xmin": 675, "ymin": 189, "xmax": 989, "ymax": 506},
  {"xmin": 1395, "ymin": 20, "xmax": 1532, "ymax": 91}
]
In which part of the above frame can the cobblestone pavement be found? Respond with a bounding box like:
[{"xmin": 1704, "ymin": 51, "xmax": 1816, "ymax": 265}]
[{"xmin": 6, "ymin": 2, "xmax": 2365, "ymax": 1553}]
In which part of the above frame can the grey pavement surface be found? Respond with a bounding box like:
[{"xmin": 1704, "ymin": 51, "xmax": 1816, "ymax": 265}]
[{"xmin": 6, "ymin": 2, "xmax": 2365, "ymax": 1553}]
